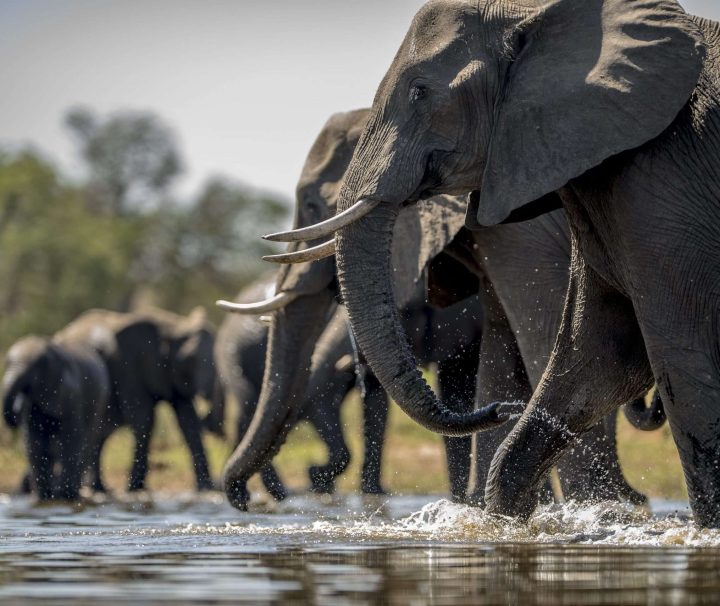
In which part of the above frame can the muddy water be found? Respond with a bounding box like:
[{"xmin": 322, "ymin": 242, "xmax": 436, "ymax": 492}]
[{"xmin": 0, "ymin": 494, "xmax": 719, "ymax": 604}]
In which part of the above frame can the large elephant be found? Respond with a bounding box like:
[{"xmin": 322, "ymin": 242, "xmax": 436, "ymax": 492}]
[
  {"xmin": 280, "ymin": 2, "xmax": 720, "ymax": 525},
  {"xmin": 2, "ymin": 336, "xmax": 110, "ymax": 500},
  {"xmin": 55, "ymin": 307, "xmax": 216, "ymax": 492},
  {"xmin": 217, "ymin": 273, "xmax": 484, "ymax": 504},
  {"xmin": 223, "ymin": 108, "xmax": 647, "ymax": 510}
]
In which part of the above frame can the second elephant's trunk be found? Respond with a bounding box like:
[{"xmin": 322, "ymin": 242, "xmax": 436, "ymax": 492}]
[
  {"xmin": 336, "ymin": 203, "xmax": 508, "ymax": 436},
  {"xmin": 222, "ymin": 290, "xmax": 336, "ymax": 509}
]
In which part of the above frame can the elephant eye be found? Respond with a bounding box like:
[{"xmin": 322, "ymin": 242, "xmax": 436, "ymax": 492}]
[{"xmin": 409, "ymin": 85, "xmax": 428, "ymax": 103}]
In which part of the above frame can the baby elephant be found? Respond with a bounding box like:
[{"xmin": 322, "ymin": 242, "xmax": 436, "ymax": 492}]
[{"xmin": 2, "ymin": 336, "xmax": 109, "ymax": 501}]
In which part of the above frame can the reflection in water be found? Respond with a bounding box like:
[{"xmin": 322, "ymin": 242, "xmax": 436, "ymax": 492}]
[{"xmin": 0, "ymin": 494, "xmax": 718, "ymax": 604}]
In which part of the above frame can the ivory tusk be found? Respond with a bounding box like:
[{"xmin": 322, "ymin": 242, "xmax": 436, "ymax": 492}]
[
  {"xmin": 263, "ymin": 198, "xmax": 379, "ymax": 242},
  {"xmin": 216, "ymin": 291, "xmax": 298, "ymax": 314},
  {"xmin": 262, "ymin": 239, "xmax": 336, "ymax": 264}
]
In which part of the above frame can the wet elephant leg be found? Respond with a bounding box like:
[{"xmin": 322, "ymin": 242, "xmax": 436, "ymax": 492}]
[
  {"xmin": 307, "ymin": 395, "xmax": 352, "ymax": 494},
  {"xmin": 55, "ymin": 414, "xmax": 84, "ymax": 500},
  {"xmin": 556, "ymin": 410, "xmax": 646, "ymax": 505},
  {"xmin": 128, "ymin": 405, "xmax": 155, "ymax": 492},
  {"xmin": 437, "ymin": 348, "xmax": 478, "ymax": 503},
  {"xmin": 467, "ymin": 276, "xmax": 535, "ymax": 506},
  {"xmin": 259, "ymin": 465, "xmax": 288, "ymax": 501},
  {"xmin": 26, "ymin": 418, "xmax": 53, "ymax": 500},
  {"xmin": 637, "ymin": 305, "xmax": 720, "ymax": 527},
  {"xmin": 173, "ymin": 397, "xmax": 213, "ymax": 491},
  {"xmin": 88, "ymin": 423, "xmax": 115, "ymax": 493},
  {"xmin": 486, "ymin": 245, "xmax": 653, "ymax": 518},
  {"xmin": 360, "ymin": 372, "xmax": 388, "ymax": 494}
]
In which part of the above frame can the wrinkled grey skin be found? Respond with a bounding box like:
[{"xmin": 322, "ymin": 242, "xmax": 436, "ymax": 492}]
[
  {"xmin": 2, "ymin": 336, "xmax": 109, "ymax": 501},
  {"xmin": 56, "ymin": 307, "xmax": 216, "ymax": 492},
  {"xmin": 222, "ymin": 109, "xmax": 482, "ymax": 510},
  {"xmin": 329, "ymin": 1, "xmax": 720, "ymax": 525}
]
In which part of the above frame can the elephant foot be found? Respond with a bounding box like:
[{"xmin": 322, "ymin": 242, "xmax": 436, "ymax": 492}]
[
  {"xmin": 360, "ymin": 481, "xmax": 386, "ymax": 496},
  {"xmin": 196, "ymin": 477, "xmax": 215, "ymax": 492},
  {"xmin": 15, "ymin": 474, "xmax": 32, "ymax": 496},
  {"xmin": 309, "ymin": 466, "xmax": 337, "ymax": 495},
  {"xmin": 265, "ymin": 480, "xmax": 288, "ymax": 502},
  {"xmin": 462, "ymin": 490, "xmax": 484, "ymax": 508},
  {"xmin": 226, "ymin": 479, "xmax": 250, "ymax": 511}
]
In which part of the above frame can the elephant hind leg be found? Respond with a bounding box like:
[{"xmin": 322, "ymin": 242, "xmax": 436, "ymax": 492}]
[
  {"xmin": 359, "ymin": 372, "xmax": 387, "ymax": 495},
  {"xmin": 173, "ymin": 398, "xmax": 213, "ymax": 491},
  {"xmin": 556, "ymin": 411, "xmax": 646, "ymax": 505},
  {"xmin": 642, "ymin": 329, "xmax": 720, "ymax": 527},
  {"xmin": 26, "ymin": 417, "xmax": 54, "ymax": 501},
  {"xmin": 307, "ymin": 393, "xmax": 353, "ymax": 495},
  {"xmin": 438, "ymin": 351, "xmax": 478, "ymax": 503}
]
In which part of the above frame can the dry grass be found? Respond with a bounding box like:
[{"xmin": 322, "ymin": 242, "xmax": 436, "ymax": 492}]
[{"xmin": 0, "ymin": 392, "xmax": 687, "ymax": 501}]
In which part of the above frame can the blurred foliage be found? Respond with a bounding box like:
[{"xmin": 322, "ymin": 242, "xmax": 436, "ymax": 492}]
[{"xmin": 0, "ymin": 107, "xmax": 290, "ymax": 358}]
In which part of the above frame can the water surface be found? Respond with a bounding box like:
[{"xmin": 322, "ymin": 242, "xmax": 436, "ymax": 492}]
[{"xmin": 0, "ymin": 493, "xmax": 718, "ymax": 605}]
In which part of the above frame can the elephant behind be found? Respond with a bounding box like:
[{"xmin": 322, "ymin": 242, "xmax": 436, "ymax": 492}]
[
  {"xmin": 56, "ymin": 306, "xmax": 216, "ymax": 492},
  {"xmin": 2, "ymin": 335, "xmax": 110, "ymax": 501}
]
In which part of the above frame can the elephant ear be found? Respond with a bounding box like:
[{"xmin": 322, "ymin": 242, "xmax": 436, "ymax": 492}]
[
  {"xmin": 392, "ymin": 195, "xmax": 467, "ymax": 308},
  {"xmin": 473, "ymin": 0, "xmax": 705, "ymax": 227}
]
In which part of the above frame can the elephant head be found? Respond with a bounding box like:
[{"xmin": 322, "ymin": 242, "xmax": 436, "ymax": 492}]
[
  {"xmin": 217, "ymin": 109, "xmax": 371, "ymax": 509},
  {"xmin": 274, "ymin": 0, "xmax": 704, "ymax": 437},
  {"xmin": 2, "ymin": 336, "xmax": 65, "ymax": 427}
]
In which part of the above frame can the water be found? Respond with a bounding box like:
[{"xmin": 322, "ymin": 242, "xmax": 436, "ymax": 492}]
[{"xmin": 0, "ymin": 493, "xmax": 719, "ymax": 604}]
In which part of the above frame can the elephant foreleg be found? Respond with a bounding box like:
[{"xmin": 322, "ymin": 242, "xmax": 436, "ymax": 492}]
[
  {"xmin": 437, "ymin": 352, "xmax": 477, "ymax": 503},
  {"xmin": 485, "ymin": 245, "xmax": 653, "ymax": 518},
  {"xmin": 26, "ymin": 418, "xmax": 54, "ymax": 501},
  {"xmin": 467, "ymin": 276, "xmax": 534, "ymax": 506},
  {"xmin": 359, "ymin": 372, "xmax": 387, "ymax": 494},
  {"xmin": 556, "ymin": 410, "xmax": 646, "ymax": 505},
  {"xmin": 55, "ymin": 415, "xmax": 84, "ymax": 501},
  {"xmin": 128, "ymin": 407, "xmax": 155, "ymax": 492},
  {"xmin": 173, "ymin": 398, "xmax": 213, "ymax": 491}
]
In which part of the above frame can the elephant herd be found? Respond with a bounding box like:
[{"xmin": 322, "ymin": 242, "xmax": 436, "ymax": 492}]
[{"xmin": 5, "ymin": 0, "xmax": 720, "ymax": 529}]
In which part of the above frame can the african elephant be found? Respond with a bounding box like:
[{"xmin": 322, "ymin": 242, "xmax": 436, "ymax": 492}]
[
  {"xmin": 280, "ymin": 2, "xmax": 720, "ymax": 525},
  {"xmin": 2, "ymin": 336, "xmax": 110, "ymax": 500},
  {"xmin": 55, "ymin": 307, "xmax": 216, "ymax": 492}
]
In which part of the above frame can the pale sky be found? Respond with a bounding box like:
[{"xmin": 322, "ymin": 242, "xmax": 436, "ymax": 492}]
[{"xmin": 1, "ymin": 0, "xmax": 718, "ymax": 202}]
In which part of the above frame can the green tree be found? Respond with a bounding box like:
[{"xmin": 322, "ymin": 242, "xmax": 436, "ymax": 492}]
[
  {"xmin": 65, "ymin": 107, "xmax": 182, "ymax": 216},
  {"xmin": 0, "ymin": 150, "xmax": 138, "ymax": 352},
  {"xmin": 139, "ymin": 177, "xmax": 289, "ymax": 314}
]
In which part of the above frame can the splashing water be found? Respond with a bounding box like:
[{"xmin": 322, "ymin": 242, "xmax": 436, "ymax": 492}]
[{"xmin": 1, "ymin": 494, "xmax": 720, "ymax": 604}]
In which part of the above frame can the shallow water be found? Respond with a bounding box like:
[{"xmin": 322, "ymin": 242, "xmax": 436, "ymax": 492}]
[{"xmin": 0, "ymin": 493, "xmax": 719, "ymax": 604}]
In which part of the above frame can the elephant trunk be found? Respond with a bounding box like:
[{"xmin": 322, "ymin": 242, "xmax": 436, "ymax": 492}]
[
  {"xmin": 335, "ymin": 202, "xmax": 508, "ymax": 436},
  {"xmin": 623, "ymin": 391, "xmax": 666, "ymax": 431},
  {"xmin": 2, "ymin": 364, "xmax": 27, "ymax": 428},
  {"xmin": 222, "ymin": 290, "xmax": 335, "ymax": 510}
]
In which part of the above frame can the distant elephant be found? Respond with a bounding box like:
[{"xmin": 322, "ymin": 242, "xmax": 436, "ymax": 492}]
[
  {"xmin": 284, "ymin": 2, "xmax": 720, "ymax": 525},
  {"xmin": 221, "ymin": 108, "xmax": 645, "ymax": 510},
  {"xmin": 2, "ymin": 335, "xmax": 110, "ymax": 500},
  {"xmin": 55, "ymin": 307, "xmax": 216, "ymax": 492},
  {"xmin": 215, "ymin": 273, "xmax": 483, "ymax": 504}
]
